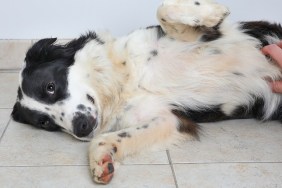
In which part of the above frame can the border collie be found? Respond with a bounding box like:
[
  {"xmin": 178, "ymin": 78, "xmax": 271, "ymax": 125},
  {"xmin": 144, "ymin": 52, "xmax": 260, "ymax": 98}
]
[{"xmin": 11, "ymin": 0, "xmax": 282, "ymax": 184}]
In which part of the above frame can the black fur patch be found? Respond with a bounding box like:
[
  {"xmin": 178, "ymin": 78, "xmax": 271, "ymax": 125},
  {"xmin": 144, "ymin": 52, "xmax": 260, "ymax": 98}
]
[
  {"xmin": 172, "ymin": 109, "xmax": 200, "ymax": 139},
  {"xmin": 232, "ymin": 72, "xmax": 245, "ymax": 76},
  {"xmin": 180, "ymin": 97, "xmax": 273, "ymax": 124},
  {"xmin": 150, "ymin": 50, "xmax": 158, "ymax": 57},
  {"xmin": 231, "ymin": 97, "xmax": 265, "ymax": 121},
  {"xmin": 87, "ymin": 94, "xmax": 95, "ymax": 104},
  {"xmin": 17, "ymin": 87, "xmax": 23, "ymax": 100},
  {"xmin": 240, "ymin": 21, "xmax": 282, "ymax": 47},
  {"xmin": 184, "ymin": 106, "xmax": 230, "ymax": 123},
  {"xmin": 146, "ymin": 25, "xmax": 166, "ymax": 39},
  {"xmin": 11, "ymin": 102, "xmax": 60, "ymax": 132},
  {"xmin": 200, "ymin": 26, "xmax": 222, "ymax": 42},
  {"xmin": 118, "ymin": 132, "xmax": 131, "ymax": 138},
  {"xmin": 142, "ymin": 124, "xmax": 149, "ymax": 129},
  {"xmin": 112, "ymin": 146, "xmax": 118, "ymax": 153},
  {"xmin": 77, "ymin": 104, "xmax": 86, "ymax": 111}
]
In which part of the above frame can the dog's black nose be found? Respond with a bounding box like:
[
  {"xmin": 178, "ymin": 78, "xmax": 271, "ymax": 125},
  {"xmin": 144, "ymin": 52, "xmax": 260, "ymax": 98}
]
[{"xmin": 72, "ymin": 113, "xmax": 96, "ymax": 137}]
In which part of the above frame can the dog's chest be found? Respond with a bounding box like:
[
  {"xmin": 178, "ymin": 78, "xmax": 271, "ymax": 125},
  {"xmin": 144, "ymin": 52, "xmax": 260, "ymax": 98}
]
[{"xmin": 102, "ymin": 93, "xmax": 170, "ymax": 132}]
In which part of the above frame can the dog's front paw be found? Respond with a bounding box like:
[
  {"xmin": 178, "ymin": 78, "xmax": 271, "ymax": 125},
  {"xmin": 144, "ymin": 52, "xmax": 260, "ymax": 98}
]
[
  {"xmin": 91, "ymin": 153, "xmax": 115, "ymax": 184},
  {"xmin": 158, "ymin": 1, "xmax": 230, "ymax": 28},
  {"xmin": 89, "ymin": 137, "xmax": 119, "ymax": 184}
]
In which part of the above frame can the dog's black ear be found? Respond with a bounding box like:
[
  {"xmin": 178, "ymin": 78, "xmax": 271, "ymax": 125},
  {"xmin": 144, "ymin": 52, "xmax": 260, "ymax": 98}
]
[
  {"xmin": 16, "ymin": 87, "xmax": 23, "ymax": 101},
  {"xmin": 24, "ymin": 32, "xmax": 101, "ymax": 67},
  {"xmin": 11, "ymin": 102, "xmax": 25, "ymax": 123},
  {"xmin": 66, "ymin": 31, "xmax": 104, "ymax": 50},
  {"xmin": 25, "ymin": 38, "xmax": 58, "ymax": 66}
]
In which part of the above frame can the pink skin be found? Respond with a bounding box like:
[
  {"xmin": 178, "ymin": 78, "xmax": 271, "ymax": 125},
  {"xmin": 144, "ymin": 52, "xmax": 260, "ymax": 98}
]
[
  {"xmin": 261, "ymin": 41, "xmax": 282, "ymax": 93},
  {"xmin": 96, "ymin": 154, "xmax": 114, "ymax": 184}
]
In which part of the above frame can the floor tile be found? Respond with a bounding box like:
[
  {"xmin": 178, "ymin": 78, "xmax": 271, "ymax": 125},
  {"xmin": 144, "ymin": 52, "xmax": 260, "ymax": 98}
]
[
  {"xmin": 0, "ymin": 120, "xmax": 89, "ymax": 166},
  {"xmin": 111, "ymin": 164, "xmax": 176, "ymax": 188},
  {"xmin": 0, "ymin": 73, "xmax": 19, "ymax": 108},
  {"xmin": 0, "ymin": 40, "xmax": 31, "ymax": 69},
  {"xmin": 0, "ymin": 165, "xmax": 175, "ymax": 188},
  {"xmin": 123, "ymin": 149, "xmax": 169, "ymax": 165},
  {"xmin": 0, "ymin": 166, "xmax": 93, "ymax": 188},
  {"xmin": 0, "ymin": 109, "xmax": 11, "ymax": 138},
  {"xmin": 174, "ymin": 163, "xmax": 282, "ymax": 188},
  {"xmin": 169, "ymin": 120, "xmax": 282, "ymax": 163},
  {"xmin": 0, "ymin": 120, "xmax": 170, "ymax": 167}
]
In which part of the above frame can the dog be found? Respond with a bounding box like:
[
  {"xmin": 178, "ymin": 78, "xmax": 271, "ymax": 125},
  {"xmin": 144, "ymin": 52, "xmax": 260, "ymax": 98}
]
[{"xmin": 11, "ymin": 0, "xmax": 282, "ymax": 184}]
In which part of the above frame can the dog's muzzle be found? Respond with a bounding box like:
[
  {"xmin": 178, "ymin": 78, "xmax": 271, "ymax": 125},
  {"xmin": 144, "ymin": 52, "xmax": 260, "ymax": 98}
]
[{"xmin": 72, "ymin": 113, "xmax": 97, "ymax": 138}]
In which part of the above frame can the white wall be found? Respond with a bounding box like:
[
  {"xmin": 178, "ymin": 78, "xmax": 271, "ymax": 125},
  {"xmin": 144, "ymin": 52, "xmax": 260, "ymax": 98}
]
[{"xmin": 0, "ymin": 0, "xmax": 281, "ymax": 39}]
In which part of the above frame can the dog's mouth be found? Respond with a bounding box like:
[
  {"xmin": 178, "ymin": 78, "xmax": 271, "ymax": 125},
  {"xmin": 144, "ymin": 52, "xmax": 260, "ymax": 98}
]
[
  {"xmin": 62, "ymin": 124, "xmax": 97, "ymax": 142},
  {"xmin": 62, "ymin": 128, "xmax": 94, "ymax": 141}
]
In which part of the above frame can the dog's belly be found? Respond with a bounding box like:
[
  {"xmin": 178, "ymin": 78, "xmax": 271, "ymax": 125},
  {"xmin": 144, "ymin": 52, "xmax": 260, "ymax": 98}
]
[{"xmin": 121, "ymin": 28, "xmax": 282, "ymax": 117}]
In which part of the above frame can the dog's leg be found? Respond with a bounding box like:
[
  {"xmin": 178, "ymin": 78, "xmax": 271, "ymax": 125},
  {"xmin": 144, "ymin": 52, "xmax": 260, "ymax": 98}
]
[
  {"xmin": 89, "ymin": 111, "xmax": 197, "ymax": 184},
  {"xmin": 157, "ymin": 0, "xmax": 230, "ymax": 42}
]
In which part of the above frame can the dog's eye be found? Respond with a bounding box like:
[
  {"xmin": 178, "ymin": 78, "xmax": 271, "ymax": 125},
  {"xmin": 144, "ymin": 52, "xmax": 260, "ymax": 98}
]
[
  {"xmin": 39, "ymin": 119, "xmax": 50, "ymax": 129},
  {"xmin": 46, "ymin": 82, "xmax": 56, "ymax": 95}
]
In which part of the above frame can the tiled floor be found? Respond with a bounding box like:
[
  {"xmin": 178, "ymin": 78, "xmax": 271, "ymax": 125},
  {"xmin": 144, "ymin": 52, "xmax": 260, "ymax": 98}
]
[{"xmin": 0, "ymin": 41, "xmax": 282, "ymax": 188}]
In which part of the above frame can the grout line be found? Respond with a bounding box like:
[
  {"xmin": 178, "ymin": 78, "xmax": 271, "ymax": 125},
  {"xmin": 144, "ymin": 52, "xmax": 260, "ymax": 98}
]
[
  {"xmin": 172, "ymin": 161, "xmax": 282, "ymax": 165},
  {"xmin": 0, "ymin": 118, "xmax": 11, "ymax": 144},
  {"xmin": 0, "ymin": 69, "xmax": 20, "ymax": 73},
  {"xmin": 0, "ymin": 165, "xmax": 89, "ymax": 168},
  {"xmin": 0, "ymin": 163, "xmax": 171, "ymax": 168},
  {"xmin": 0, "ymin": 39, "xmax": 33, "ymax": 41},
  {"xmin": 166, "ymin": 150, "xmax": 179, "ymax": 188},
  {"xmin": 2, "ymin": 161, "xmax": 281, "ymax": 168},
  {"xmin": 123, "ymin": 163, "xmax": 171, "ymax": 166}
]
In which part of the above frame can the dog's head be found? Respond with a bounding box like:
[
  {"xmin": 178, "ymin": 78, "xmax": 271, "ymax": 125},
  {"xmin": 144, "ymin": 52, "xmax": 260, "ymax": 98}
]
[{"xmin": 12, "ymin": 33, "xmax": 104, "ymax": 141}]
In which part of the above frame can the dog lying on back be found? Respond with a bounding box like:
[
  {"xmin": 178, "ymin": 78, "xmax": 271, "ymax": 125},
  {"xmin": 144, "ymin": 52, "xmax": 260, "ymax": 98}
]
[{"xmin": 11, "ymin": 0, "xmax": 282, "ymax": 184}]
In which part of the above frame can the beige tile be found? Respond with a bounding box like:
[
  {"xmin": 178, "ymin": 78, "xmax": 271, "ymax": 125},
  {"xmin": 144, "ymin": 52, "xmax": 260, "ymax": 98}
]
[
  {"xmin": 169, "ymin": 120, "xmax": 282, "ymax": 163},
  {"xmin": 0, "ymin": 109, "xmax": 11, "ymax": 137},
  {"xmin": 0, "ymin": 40, "xmax": 31, "ymax": 69},
  {"xmin": 0, "ymin": 39, "xmax": 72, "ymax": 70},
  {"xmin": 123, "ymin": 149, "xmax": 169, "ymax": 165},
  {"xmin": 111, "ymin": 165, "xmax": 175, "ymax": 188},
  {"xmin": 31, "ymin": 39, "xmax": 72, "ymax": 46},
  {"xmin": 0, "ymin": 73, "xmax": 19, "ymax": 108},
  {"xmin": 0, "ymin": 119, "xmax": 170, "ymax": 166},
  {"xmin": 0, "ymin": 166, "xmax": 94, "ymax": 188},
  {"xmin": 174, "ymin": 163, "xmax": 282, "ymax": 188},
  {"xmin": 0, "ymin": 120, "xmax": 89, "ymax": 166},
  {"xmin": 0, "ymin": 165, "xmax": 175, "ymax": 188}
]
